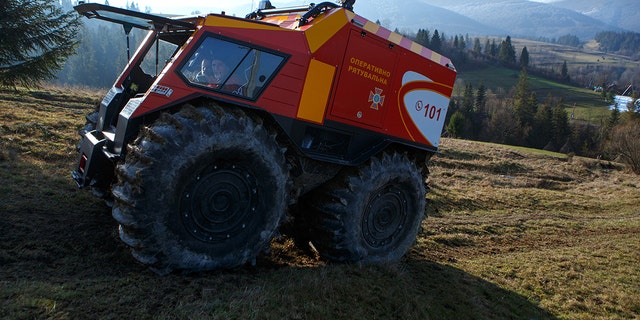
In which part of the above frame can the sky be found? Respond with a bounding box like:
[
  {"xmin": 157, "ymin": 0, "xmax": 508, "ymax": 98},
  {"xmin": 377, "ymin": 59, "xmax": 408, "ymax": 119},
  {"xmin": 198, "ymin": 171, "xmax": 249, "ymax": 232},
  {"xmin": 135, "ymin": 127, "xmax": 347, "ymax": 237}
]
[
  {"xmin": 102, "ymin": 0, "xmax": 310, "ymax": 16},
  {"xmin": 95, "ymin": 0, "xmax": 562, "ymax": 15}
]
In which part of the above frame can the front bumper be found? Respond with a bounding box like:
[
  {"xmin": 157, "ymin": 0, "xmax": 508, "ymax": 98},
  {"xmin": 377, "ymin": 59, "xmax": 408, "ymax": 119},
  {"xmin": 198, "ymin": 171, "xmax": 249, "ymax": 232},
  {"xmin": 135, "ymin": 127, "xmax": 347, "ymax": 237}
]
[{"xmin": 72, "ymin": 130, "xmax": 114, "ymax": 188}]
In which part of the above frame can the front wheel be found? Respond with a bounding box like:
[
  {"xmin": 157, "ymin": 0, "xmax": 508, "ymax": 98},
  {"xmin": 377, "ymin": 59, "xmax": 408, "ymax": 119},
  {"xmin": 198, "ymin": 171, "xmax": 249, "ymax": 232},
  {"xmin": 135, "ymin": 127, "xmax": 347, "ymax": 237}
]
[
  {"xmin": 112, "ymin": 103, "xmax": 289, "ymax": 274},
  {"xmin": 304, "ymin": 152, "xmax": 426, "ymax": 263}
]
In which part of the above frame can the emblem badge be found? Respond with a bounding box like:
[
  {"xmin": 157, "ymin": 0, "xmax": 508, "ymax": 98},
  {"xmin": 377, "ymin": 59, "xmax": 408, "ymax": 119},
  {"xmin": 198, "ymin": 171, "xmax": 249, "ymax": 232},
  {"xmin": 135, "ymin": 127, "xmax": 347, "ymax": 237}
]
[{"xmin": 369, "ymin": 87, "xmax": 385, "ymax": 110}]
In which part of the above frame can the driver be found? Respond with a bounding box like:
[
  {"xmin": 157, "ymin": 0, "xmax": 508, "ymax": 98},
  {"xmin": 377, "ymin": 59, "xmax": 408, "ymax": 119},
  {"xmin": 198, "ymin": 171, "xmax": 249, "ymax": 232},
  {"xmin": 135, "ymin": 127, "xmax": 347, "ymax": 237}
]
[{"xmin": 194, "ymin": 57, "xmax": 240, "ymax": 90}]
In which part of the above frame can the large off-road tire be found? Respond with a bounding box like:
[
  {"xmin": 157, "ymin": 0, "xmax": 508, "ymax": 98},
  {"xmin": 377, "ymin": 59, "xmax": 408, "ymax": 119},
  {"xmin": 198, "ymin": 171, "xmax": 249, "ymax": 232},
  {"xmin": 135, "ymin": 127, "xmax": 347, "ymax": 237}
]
[
  {"xmin": 111, "ymin": 103, "xmax": 289, "ymax": 274},
  {"xmin": 305, "ymin": 152, "xmax": 426, "ymax": 263}
]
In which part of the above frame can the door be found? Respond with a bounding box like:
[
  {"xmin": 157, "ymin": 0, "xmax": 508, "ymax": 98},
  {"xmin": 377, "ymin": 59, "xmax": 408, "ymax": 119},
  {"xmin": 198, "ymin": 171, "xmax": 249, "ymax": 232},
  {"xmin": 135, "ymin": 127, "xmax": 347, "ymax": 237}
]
[{"xmin": 331, "ymin": 30, "xmax": 398, "ymax": 128}]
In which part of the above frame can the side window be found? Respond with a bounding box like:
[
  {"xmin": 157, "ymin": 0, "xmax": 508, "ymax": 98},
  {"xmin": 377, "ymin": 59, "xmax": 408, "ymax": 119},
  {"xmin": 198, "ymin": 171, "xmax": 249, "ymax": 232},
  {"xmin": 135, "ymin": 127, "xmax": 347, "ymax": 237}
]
[
  {"xmin": 228, "ymin": 50, "xmax": 284, "ymax": 98},
  {"xmin": 141, "ymin": 40, "xmax": 179, "ymax": 77},
  {"xmin": 179, "ymin": 35, "xmax": 285, "ymax": 99}
]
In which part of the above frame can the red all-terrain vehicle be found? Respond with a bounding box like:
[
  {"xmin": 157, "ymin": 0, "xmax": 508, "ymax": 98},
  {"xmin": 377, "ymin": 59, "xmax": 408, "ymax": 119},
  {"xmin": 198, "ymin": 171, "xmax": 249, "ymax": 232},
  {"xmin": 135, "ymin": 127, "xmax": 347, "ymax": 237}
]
[{"xmin": 72, "ymin": 1, "xmax": 456, "ymax": 273}]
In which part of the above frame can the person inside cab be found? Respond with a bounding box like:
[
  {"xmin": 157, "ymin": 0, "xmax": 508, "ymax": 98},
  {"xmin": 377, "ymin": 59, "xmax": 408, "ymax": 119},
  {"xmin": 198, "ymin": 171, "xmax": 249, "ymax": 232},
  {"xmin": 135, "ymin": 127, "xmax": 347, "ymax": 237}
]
[{"xmin": 194, "ymin": 56, "xmax": 242, "ymax": 91}]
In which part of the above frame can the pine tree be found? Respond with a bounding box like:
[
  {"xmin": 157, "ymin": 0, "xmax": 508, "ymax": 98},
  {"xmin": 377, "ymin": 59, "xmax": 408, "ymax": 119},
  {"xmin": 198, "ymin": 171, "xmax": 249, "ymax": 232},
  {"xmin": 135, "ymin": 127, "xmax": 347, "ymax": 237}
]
[
  {"xmin": 430, "ymin": 30, "xmax": 442, "ymax": 51},
  {"xmin": 551, "ymin": 104, "xmax": 570, "ymax": 147},
  {"xmin": 513, "ymin": 69, "xmax": 537, "ymax": 141},
  {"xmin": 475, "ymin": 83, "xmax": 486, "ymax": 113},
  {"xmin": 473, "ymin": 38, "xmax": 482, "ymax": 55},
  {"xmin": 533, "ymin": 95, "xmax": 555, "ymax": 149},
  {"xmin": 514, "ymin": 68, "xmax": 530, "ymax": 103},
  {"xmin": 498, "ymin": 36, "xmax": 516, "ymax": 65},
  {"xmin": 0, "ymin": 0, "xmax": 81, "ymax": 88},
  {"xmin": 483, "ymin": 38, "xmax": 491, "ymax": 56},
  {"xmin": 490, "ymin": 39, "xmax": 498, "ymax": 57},
  {"xmin": 561, "ymin": 61, "xmax": 570, "ymax": 82},
  {"xmin": 462, "ymin": 83, "xmax": 474, "ymax": 115},
  {"xmin": 520, "ymin": 46, "xmax": 530, "ymax": 69},
  {"xmin": 416, "ymin": 29, "xmax": 430, "ymax": 47},
  {"xmin": 458, "ymin": 35, "xmax": 466, "ymax": 49},
  {"xmin": 127, "ymin": 1, "xmax": 140, "ymax": 11}
]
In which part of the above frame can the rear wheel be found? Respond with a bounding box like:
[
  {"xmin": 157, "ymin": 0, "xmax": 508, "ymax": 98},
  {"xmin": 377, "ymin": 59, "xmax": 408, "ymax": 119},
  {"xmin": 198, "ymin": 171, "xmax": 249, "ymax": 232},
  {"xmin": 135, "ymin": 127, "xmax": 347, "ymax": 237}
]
[
  {"xmin": 112, "ymin": 103, "xmax": 289, "ymax": 274},
  {"xmin": 305, "ymin": 152, "xmax": 426, "ymax": 263}
]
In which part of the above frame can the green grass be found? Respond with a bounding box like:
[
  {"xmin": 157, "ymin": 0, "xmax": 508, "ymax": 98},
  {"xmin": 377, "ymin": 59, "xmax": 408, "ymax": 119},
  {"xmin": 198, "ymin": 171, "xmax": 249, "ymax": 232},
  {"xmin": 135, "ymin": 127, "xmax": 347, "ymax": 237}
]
[
  {"xmin": 1, "ymin": 87, "xmax": 639, "ymax": 319},
  {"xmin": 457, "ymin": 65, "xmax": 612, "ymax": 124},
  {"xmin": 454, "ymin": 37, "xmax": 636, "ymax": 124}
]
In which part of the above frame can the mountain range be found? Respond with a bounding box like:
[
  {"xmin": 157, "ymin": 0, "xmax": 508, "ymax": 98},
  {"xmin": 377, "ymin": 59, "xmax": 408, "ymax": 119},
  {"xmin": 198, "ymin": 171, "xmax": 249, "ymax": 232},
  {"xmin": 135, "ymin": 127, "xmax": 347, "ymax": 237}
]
[
  {"xmin": 349, "ymin": 0, "xmax": 639, "ymax": 40},
  {"xmin": 228, "ymin": 0, "xmax": 635, "ymax": 41}
]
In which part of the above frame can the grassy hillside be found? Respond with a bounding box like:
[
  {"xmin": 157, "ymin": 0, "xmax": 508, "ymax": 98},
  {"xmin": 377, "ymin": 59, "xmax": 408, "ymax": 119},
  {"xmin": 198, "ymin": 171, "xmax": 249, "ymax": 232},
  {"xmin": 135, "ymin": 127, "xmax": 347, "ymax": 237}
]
[
  {"xmin": 456, "ymin": 37, "xmax": 640, "ymax": 123},
  {"xmin": 1, "ymin": 87, "xmax": 639, "ymax": 319},
  {"xmin": 456, "ymin": 65, "xmax": 611, "ymax": 122}
]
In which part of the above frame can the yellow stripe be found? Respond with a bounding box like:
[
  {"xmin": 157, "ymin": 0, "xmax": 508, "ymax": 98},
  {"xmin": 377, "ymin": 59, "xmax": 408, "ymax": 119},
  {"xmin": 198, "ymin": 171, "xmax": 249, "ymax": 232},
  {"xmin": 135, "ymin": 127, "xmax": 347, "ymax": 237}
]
[
  {"xmin": 363, "ymin": 21, "xmax": 380, "ymax": 34},
  {"xmin": 305, "ymin": 10, "xmax": 348, "ymax": 53},
  {"xmin": 410, "ymin": 42, "xmax": 423, "ymax": 55},
  {"xmin": 204, "ymin": 15, "xmax": 285, "ymax": 31},
  {"xmin": 431, "ymin": 52, "xmax": 442, "ymax": 64},
  {"xmin": 297, "ymin": 60, "xmax": 335, "ymax": 124},
  {"xmin": 388, "ymin": 32, "xmax": 403, "ymax": 45},
  {"xmin": 345, "ymin": 11, "xmax": 356, "ymax": 22}
]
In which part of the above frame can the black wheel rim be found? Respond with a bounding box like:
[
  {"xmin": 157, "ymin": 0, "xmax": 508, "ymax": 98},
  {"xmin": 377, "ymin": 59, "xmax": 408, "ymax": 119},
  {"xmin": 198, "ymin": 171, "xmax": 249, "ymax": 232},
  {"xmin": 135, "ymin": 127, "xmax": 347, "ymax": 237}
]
[
  {"xmin": 362, "ymin": 184, "xmax": 408, "ymax": 249},
  {"xmin": 180, "ymin": 164, "xmax": 258, "ymax": 243}
]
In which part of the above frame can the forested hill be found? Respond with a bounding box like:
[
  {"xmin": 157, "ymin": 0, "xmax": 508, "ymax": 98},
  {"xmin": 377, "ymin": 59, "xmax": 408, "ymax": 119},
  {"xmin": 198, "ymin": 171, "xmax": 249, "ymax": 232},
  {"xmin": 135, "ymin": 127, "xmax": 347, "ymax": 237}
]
[{"xmin": 594, "ymin": 31, "xmax": 640, "ymax": 56}]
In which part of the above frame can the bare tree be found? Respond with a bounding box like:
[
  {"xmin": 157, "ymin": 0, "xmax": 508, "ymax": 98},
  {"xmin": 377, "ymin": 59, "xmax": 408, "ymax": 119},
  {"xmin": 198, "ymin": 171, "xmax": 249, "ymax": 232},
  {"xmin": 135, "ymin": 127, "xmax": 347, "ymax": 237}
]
[{"xmin": 607, "ymin": 120, "xmax": 640, "ymax": 174}]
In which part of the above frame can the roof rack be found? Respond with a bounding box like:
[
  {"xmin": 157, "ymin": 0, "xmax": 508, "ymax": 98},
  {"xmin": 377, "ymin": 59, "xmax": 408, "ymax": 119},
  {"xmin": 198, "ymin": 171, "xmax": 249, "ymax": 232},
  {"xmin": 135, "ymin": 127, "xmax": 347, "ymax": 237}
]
[{"xmin": 246, "ymin": 1, "xmax": 355, "ymax": 25}]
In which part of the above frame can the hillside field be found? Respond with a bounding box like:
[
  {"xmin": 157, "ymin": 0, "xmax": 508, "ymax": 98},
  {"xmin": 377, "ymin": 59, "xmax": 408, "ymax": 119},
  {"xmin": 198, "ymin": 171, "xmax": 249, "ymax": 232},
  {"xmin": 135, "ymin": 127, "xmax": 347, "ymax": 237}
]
[
  {"xmin": 1, "ymin": 87, "xmax": 639, "ymax": 319},
  {"xmin": 457, "ymin": 38, "xmax": 640, "ymax": 124}
]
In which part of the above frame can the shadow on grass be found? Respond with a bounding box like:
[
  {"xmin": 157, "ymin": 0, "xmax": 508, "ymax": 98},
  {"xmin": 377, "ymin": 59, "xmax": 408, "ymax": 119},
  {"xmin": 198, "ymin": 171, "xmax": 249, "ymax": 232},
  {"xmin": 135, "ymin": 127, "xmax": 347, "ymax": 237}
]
[
  {"xmin": 201, "ymin": 258, "xmax": 559, "ymax": 320},
  {"xmin": 0, "ymin": 159, "xmax": 556, "ymax": 319},
  {"xmin": 0, "ymin": 214, "xmax": 556, "ymax": 319}
]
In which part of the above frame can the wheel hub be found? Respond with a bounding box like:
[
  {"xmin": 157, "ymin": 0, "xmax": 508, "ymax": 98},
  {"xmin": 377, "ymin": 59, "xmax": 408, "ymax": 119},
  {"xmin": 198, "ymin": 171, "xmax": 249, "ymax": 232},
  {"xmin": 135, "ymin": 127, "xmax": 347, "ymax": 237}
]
[
  {"xmin": 362, "ymin": 185, "xmax": 407, "ymax": 248},
  {"xmin": 181, "ymin": 165, "xmax": 257, "ymax": 243}
]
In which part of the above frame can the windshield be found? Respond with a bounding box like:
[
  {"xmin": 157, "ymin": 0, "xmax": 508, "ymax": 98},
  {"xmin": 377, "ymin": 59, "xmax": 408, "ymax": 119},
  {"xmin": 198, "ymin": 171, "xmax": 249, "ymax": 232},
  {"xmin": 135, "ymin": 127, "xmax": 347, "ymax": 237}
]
[{"xmin": 179, "ymin": 35, "xmax": 286, "ymax": 99}]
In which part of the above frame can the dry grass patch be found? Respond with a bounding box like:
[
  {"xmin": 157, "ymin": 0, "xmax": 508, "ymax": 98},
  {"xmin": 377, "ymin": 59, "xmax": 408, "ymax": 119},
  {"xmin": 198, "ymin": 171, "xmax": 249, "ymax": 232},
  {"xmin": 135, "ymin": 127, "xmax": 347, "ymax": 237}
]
[{"xmin": 1, "ymin": 89, "xmax": 639, "ymax": 319}]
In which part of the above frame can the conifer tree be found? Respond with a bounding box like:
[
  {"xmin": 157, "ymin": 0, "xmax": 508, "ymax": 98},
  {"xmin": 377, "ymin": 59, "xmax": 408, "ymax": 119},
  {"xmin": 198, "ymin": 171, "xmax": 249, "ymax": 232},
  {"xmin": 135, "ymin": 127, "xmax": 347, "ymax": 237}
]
[
  {"xmin": 513, "ymin": 69, "xmax": 537, "ymax": 143},
  {"xmin": 561, "ymin": 60, "xmax": 570, "ymax": 82},
  {"xmin": 498, "ymin": 36, "xmax": 516, "ymax": 65},
  {"xmin": 533, "ymin": 95, "xmax": 557, "ymax": 149},
  {"xmin": 483, "ymin": 38, "xmax": 491, "ymax": 56},
  {"xmin": 430, "ymin": 30, "xmax": 442, "ymax": 51},
  {"xmin": 0, "ymin": 0, "xmax": 80, "ymax": 88},
  {"xmin": 520, "ymin": 46, "xmax": 530, "ymax": 69},
  {"xmin": 416, "ymin": 29, "xmax": 430, "ymax": 47},
  {"xmin": 462, "ymin": 83, "xmax": 474, "ymax": 115},
  {"xmin": 551, "ymin": 103, "xmax": 569, "ymax": 147},
  {"xmin": 473, "ymin": 38, "xmax": 482, "ymax": 55},
  {"xmin": 475, "ymin": 83, "xmax": 486, "ymax": 112},
  {"xmin": 490, "ymin": 39, "xmax": 498, "ymax": 57}
]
